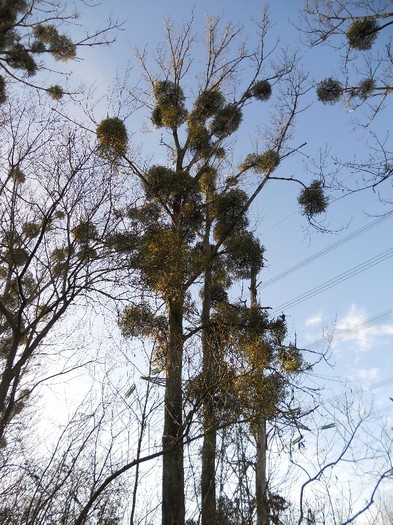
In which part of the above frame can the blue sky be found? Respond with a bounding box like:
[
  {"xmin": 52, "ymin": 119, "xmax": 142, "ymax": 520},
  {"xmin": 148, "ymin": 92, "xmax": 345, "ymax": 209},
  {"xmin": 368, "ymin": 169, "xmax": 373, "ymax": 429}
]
[{"xmin": 69, "ymin": 0, "xmax": 393, "ymax": 402}]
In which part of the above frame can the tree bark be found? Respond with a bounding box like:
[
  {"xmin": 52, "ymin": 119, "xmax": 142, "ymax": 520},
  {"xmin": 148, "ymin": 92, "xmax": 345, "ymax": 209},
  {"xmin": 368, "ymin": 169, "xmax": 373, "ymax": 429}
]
[
  {"xmin": 201, "ymin": 260, "xmax": 217, "ymax": 525},
  {"xmin": 162, "ymin": 297, "xmax": 185, "ymax": 525},
  {"xmin": 251, "ymin": 269, "xmax": 269, "ymax": 525},
  {"xmin": 256, "ymin": 418, "xmax": 268, "ymax": 525}
]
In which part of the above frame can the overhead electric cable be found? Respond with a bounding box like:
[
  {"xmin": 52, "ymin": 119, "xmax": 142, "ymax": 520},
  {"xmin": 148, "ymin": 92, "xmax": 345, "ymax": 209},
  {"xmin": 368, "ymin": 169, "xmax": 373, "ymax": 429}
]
[
  {"xmin": 262, "ymin": 211, "xmax": 393, "ymax": 289},
  {"xmin": 271, "ymin": 248, "xmax": 393, "ymax": 315}
]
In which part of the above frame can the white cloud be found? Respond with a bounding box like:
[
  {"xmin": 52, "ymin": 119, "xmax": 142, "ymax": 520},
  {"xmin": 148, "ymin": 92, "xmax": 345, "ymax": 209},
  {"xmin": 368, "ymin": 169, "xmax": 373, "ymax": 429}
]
[
  {"xmin": 305, "ymin": 312, "xmax": 323, "ymax": 326},
  {"xmin": 356, "ymin": 367, "xmax": 380, "ymax": 382},
  {"xmin": 333, "ymin": 304, "xmax": 393, "ymax": 352}
]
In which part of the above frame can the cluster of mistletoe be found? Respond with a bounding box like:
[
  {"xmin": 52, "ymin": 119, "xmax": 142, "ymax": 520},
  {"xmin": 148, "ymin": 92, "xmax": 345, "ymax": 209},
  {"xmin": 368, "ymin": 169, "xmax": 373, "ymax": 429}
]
[{"xmin": 306, "ymin": 2, "xmax": 393, "ymax": 106}]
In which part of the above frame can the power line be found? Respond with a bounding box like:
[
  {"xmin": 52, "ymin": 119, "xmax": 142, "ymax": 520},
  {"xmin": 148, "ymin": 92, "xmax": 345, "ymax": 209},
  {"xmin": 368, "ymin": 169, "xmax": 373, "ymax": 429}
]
[
  {"xmin": 271, "ymin": 248, "xmax": 393, "ymax": 315},
  {"xmin": 262, "ymin": 211, "xmax": 393, "ymax": 289}
]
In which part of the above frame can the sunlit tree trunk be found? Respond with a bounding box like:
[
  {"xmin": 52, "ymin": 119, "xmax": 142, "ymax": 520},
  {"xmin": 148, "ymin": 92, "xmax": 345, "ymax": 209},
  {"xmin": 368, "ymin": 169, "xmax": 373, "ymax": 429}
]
[{"xmin": 251, "ymin": 268, "xmax": 269, "ymax": 525}]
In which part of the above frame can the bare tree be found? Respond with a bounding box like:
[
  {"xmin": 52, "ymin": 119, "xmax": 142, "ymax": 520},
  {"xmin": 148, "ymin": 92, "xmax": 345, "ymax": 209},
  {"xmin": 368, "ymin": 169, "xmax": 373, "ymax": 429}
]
[
  {"xmin": 0, "ymin": 0, "xmax": 120, "ymax": 103},
  {"xmin": 364, "ymin": 494, "xmax": 393, "ymax": 524},
  {"xmin": 302, "ymin": 0, "xmax": 393, "ymax": 115},
  {"xmin": 0, "ymin": 380, "xmax": 127, "ymax": 524},
  {"xmin": 0, "ymin": 94, "xmax": 123, "ymax": 445},
  {"xmin": 285, "ymin": 388, "xmax": 393, "ymax": 524},
  {"xmin": 298, "ymin": 1, "xmax": 393, "ymax": 207}
]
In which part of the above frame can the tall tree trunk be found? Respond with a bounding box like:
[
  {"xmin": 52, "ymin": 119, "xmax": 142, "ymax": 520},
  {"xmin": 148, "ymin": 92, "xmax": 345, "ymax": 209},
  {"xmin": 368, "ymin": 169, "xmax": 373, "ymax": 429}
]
[
  {"xmin": 251, "ymin": 269, "xmax": 269, "ymax": 525},
  {"xmin": 201, "ymin": 259, "xmax": 217, "ymax": 525},
  {"xmin": 256, "ymin": 418, "xmax": 268, "ymax": 525},
  {"xmin": 162, "ymin": 297, "xmax": 185, "ymax": 525}
]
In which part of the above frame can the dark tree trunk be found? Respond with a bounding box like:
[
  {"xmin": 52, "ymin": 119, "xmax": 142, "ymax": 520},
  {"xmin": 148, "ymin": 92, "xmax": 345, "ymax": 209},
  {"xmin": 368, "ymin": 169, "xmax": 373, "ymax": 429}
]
[
  {"xmin": 201, "ymin": 255, "xmax": 217, "ymax": 525},
  {"xmin": 256, "ymin": 418, "xmax": 268, "ymax": 525},
  {"xmin": 162, "ymin": 297, "xmax": 185, "ymax": 525}
]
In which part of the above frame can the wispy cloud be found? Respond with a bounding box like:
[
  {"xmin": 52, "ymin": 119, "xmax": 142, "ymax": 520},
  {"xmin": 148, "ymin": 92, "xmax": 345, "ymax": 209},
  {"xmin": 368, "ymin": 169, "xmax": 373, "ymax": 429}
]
[
  {"xmin": 305, "ymin": 312, "xmax": 323, "ymax": 326},
  {"xmin": 354, "ymin": 367, "xmax": 380, "ymax": 382},
  {"xmin": 334, "ymin": 304, "xmax": 393, "ymax": 352}
]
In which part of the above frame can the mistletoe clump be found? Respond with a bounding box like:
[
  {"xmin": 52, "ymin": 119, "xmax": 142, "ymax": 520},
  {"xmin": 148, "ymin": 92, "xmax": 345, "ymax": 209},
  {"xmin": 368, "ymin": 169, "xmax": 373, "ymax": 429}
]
[
  {"xmin": 47, "ymin": 85, "xmax": 63, "ymax": 100},
  {"xmin": 139, "ymin": 228, "xmax": 188, "ymax": 298},
  {"xmin": 71, "ymin": 221, "xmax": 97, "ymax": 245},
  {"xmin": 9, "ymin": 167, "xmax": 26, "ymax": 184},
  {"xmin": 198, "ymin": 166, "xmax": 217, "ymax": 195},
  {"xmin": 317, "ymin": 78, "xmax": 343, "ymax": 104},
  {"xmin": 5, "ymin": 42, "xmax": 37, "ymax": 75},
  {"xmin": 278, "ymin": 345, "xmax": 304, "ymax": 373},
  {"xmin": 33, "ymin": 24, "xmax": 76, "ymax": 61},
  {"xmin": 188, "ymin": 124, "xmax": 212, "ymax": 157},
  {"xmin": 347, "ymin": 18, "xmax": 379, "ymax": 51},
  {"xmin": 251, "ymin": 80, "xmax": 272, "ymax": 101},
  {"xmin": 193, "ymin": 89, "xmax": 225, "ymax": 121},
  {"xmin": 298, "ymin": 180, "xmax": 328, "ymax": 218},
  {"xmin": 144, "ymin": 166, "xmax": 200, "ymax": 209},
  {"xmin": 97, "ymin": 117, "xmax": 128, "ymax": 158},
  {"xmin": 256, "ymin": 150, "xmax": 280, "ymax": 173},
  {"xmin": 152, "ymin": 80, "xmax": 187, "ymax": 128},
  {"xmin": 9, "ymin": 248, "xmax": 29, "ymax": 267},
  {"xmin": 22, "ymin": 222, "xmax": 41, "ymax": 238},
  {"xmin": 213, "ymin": 189, "xmax": 249, "ymax": 242},
  {"xmin": 224, "ymin": 232, "xmax": 264, "ymax": 279},
  {"xmin": 356, "ymin": 77, "xmax": 376, "ymax": 99},
  {"xmin": 119, "ymin": 303, "xmax": 167, "ymax": 340},
  {"xmin": 210, "ymin": 104, "xmax": 242, "ymax": 138}
]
